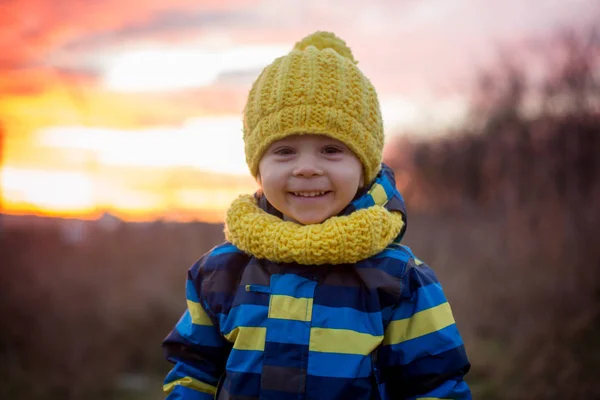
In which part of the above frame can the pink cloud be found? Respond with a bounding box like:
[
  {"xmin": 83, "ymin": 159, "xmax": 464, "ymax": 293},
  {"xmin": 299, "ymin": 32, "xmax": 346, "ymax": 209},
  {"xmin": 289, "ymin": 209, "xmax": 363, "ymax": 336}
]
[{"xmin": 0, "ymin": 0, "xmax": 258, "ymax": 67}]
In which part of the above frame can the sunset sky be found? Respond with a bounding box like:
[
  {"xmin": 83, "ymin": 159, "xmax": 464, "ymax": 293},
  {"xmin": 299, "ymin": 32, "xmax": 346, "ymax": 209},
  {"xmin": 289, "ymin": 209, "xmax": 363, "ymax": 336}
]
[{"xmin": 1, "ymin": 0, "xmax": 597, "ymax": 222}]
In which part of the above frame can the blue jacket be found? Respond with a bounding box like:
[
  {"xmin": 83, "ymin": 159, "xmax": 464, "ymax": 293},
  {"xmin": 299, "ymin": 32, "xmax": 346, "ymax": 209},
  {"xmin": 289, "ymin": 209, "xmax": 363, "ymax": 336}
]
[{"xmin": 163, "ymin": 165, "xmax": 471, "ymax": 399}]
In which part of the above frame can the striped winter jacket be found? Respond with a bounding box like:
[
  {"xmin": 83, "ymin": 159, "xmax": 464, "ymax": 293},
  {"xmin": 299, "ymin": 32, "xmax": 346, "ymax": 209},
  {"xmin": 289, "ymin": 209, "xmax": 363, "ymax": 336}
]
[{"xmin": 163, "ymin": 167, "xmax": 471, "ymax": 400}]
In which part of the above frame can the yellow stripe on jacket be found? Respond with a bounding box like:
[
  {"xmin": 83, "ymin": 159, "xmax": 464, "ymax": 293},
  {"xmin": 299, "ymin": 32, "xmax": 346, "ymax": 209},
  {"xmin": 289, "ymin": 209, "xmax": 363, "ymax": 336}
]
[
  {"xmin": 163, "ymin": 376, "xmax": 217, "ymax": 395},
  {"xmin": 384, "ymin": 302, "xmax": 455, "ymax": 346}
]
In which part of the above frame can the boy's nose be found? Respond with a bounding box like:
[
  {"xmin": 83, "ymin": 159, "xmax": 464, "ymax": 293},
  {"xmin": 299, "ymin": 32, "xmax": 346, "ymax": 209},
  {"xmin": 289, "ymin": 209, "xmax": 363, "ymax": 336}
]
[{"xmin": 293, "ymin": 155, "xmax": 323, "ymax": 177}]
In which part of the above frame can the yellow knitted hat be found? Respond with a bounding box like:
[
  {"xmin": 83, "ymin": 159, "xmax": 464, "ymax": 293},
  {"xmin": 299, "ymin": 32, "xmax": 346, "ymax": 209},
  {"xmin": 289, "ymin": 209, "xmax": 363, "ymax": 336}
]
[{"xmin": 243, "ymin": 31, "xmax": 384, "ymax": 184}]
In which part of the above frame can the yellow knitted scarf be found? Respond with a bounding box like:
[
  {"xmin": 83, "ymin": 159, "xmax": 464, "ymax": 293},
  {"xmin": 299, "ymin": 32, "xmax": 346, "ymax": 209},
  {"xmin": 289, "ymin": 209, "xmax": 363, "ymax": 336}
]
[{"xmin": 224, "ymin": 194, "xmax": 404, "ymax": 265}]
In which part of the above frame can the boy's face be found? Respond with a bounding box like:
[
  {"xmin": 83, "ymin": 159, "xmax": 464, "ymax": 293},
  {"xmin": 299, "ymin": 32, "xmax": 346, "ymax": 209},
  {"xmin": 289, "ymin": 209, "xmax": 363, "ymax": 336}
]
[{"xmin": 258, "ymin": 134, "xmax": 364, "ymax": 225}]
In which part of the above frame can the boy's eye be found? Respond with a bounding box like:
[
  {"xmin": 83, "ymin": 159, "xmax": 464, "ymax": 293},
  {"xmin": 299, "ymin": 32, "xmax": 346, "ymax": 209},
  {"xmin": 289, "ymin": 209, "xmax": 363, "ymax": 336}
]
[
  {"xmin": 322, "ymin": 146, "xmax": 342, "ymax": 154},
  {"xmin": 274, "ymin": 147, "xmax": 295, "ymax": 155}
]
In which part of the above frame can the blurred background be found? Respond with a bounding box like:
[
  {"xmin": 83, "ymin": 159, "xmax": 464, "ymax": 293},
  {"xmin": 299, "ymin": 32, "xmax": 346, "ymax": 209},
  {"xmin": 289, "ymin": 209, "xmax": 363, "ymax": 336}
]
[{"xmin": 1, "ymin": 0, "xmax": 599, "ymax": 399}]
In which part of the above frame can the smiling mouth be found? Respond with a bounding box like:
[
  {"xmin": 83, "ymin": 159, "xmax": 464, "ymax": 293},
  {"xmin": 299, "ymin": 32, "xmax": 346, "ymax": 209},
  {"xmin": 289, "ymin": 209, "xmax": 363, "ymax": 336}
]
[{"xmin": 289, "ymin": 191, "xmax": 331, "ymax": 198}]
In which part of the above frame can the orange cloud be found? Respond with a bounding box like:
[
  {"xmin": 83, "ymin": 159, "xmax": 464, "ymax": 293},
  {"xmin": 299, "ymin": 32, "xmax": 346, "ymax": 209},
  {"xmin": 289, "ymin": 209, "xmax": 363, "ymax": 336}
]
[
  {"xmin": 0, "ymin": 64, "xmax": 247, "ymax": 136},
  {"xmin": 1, "ymin": 164, "xmax": 257, "ymax": 222}
]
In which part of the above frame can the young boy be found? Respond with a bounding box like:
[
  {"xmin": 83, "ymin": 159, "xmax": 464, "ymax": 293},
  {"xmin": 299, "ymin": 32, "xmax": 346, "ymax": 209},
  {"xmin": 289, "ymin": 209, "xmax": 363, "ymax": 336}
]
[{"xmin": 163, "ymin": 31, "xmax": 471, "ymax": 399}]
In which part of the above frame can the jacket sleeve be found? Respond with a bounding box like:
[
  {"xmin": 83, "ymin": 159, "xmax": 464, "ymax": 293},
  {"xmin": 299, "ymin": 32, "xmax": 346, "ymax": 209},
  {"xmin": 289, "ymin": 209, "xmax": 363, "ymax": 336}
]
[
  {"xmin": 377, "ymin": 258, "xmax": 471, "ymax": 400},
  {"xmin": 162, "ymin": 258, "xmax": 231, "ymax": 399}
]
